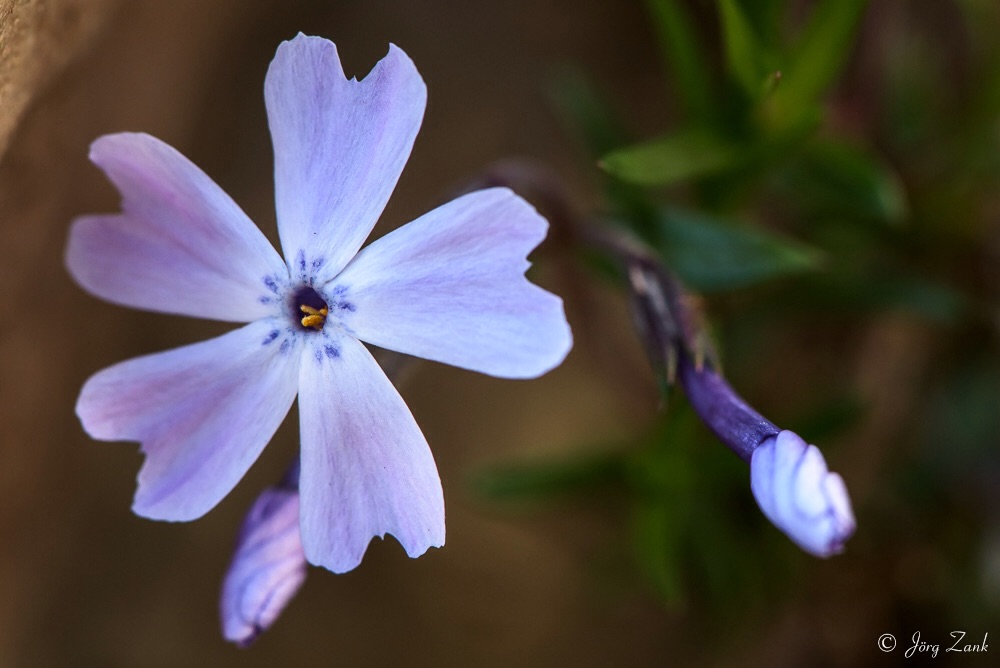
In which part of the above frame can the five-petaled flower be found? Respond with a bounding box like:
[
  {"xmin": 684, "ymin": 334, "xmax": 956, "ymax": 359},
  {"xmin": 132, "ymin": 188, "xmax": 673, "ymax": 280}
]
[{"xmin": 66, "ymin": 34, "xmax": 572, "ymax": 573}]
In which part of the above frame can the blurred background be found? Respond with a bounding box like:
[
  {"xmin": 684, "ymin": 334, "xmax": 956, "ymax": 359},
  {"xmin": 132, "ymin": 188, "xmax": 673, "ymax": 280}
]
[{"xmin": 1, "ymin": 0, "xmax": 998, "ymax": 665}]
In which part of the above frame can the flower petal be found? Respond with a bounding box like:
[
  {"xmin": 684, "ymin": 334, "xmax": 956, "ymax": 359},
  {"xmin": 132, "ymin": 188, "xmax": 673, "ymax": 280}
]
[
  {"xmin": 750, "ymin": 430, "xmax": 856, "ymax": 557},
  {"xmin": 333, "ymin": 188, "xmax": 572, "ymax": 379},
  {"xmin": 265, "ymin": 34, "xmax": 426, "ymax": 283},
  {"xmin": 221, "ymin": 469, "xmax": 306, "ymax": 647},
  {"xmin": 76, "ymin": 319, "xmax": 301, "ymax": 521},
  {"xmin": 66, "ymin": 133, "xmax": 288, "ymax": 322},
  {"xmin": 297, "ymin": 334, "xmax": 444, "ymax": 573}
]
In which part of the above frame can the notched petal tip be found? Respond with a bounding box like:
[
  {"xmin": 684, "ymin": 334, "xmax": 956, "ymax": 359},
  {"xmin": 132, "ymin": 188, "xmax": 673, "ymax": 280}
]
[
  {"xmin": 335, "ymin": 187, "xmax": 573, "ymax": 379},
  {"xmin": 298, "ymin": 337, "xmax": 445, "ymax": 575},
  {"xmin": 266, "ymin": 33, "xmax": 426, "ymax": 283},
  {"xmin": 70, "ymin": 130, "xmax": 287, "ymax": 322},
  {"xmin": 273, "ymin": 35, "xmax": 423, "ymax": 91},
  {"xmin": 75, "ymin": 322, "xmax": 301, "ymax": 524},
  {"xmin": 302, "ymin": 529, "xmax": 445, "ymax": 575},
  {"xmin": 750, "ymin": 430, "xmax": 856, "ymax": 558}
]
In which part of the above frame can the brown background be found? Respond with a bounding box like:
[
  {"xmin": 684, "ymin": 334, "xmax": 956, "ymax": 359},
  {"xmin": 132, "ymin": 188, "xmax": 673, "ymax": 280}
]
[{"xmin": 0, "ymin": 1, "xmax": 680, "ymax": 665}]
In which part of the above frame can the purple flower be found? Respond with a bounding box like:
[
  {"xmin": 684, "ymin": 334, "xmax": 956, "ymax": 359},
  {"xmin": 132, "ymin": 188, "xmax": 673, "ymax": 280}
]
[
  {"xmin": 66, "ymin": 34, "xmax": 572, "ymax": 573},
  {"xmin": 677, "ymin": 336, "xmax": 855, "ymax": 557},
  {"xmin": 221, "ymin": 464, "xmax": 305, "ymax": 647},
  {"xmin": 750, "ymin": 430, "xmax": 856, "ymax": 558},
  {"xmin": 620, "ymin": 243, "xmax": 858, "ymax": 558}
]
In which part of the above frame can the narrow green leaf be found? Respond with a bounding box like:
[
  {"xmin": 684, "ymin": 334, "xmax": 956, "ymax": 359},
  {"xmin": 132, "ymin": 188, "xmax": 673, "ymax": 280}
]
[
  {"xmin": 778, "ymin": 141, "xmax": 908, "ymax": 224},
  {"xmin": 768, "ymin": 0, "xmax": 868, "ymax": 122},
  {"xmin": 738, "ymin": 0, "xmax": 786, "ymax": 48},
  {"xmin": 601, "ymin": 127, "xmax": 739, "ymax": 186},
  {"xmin": 718, "ymin": 0, "xmax": 767, "ymax": 95},
  {"xmin": 644, "ymin": 0, "xmax": 714, "ymax": 119},
  {"xmin": 654, "ymin": 207, "xmax": 822, "ymax": 292},
  {"xmin": 546, "ymin": 66, "xmax": 661, "ymax": 236}
]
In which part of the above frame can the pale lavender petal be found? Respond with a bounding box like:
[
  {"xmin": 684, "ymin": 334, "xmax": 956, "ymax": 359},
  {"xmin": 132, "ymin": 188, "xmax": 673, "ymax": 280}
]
[
  {"xmin": 66, "ymin": 133, "xmax": 288, "ymax": 322},
  {"xmin": 76, "ymin": 319, "xmax": 301, "ymax": 521},
  {"xmin": 265, "ymin": 34, "xmax": 426, "ymax": 284},
  {"xmin": 333, "ymin": 188, "xmax": 572, "ymax": 379},
  {"xmin": 750, "ymin": 430, "xmax": 856, "ymax": 557},
  {"xmin": 221, "ymin": 471, "xmax": 306, "ymax": 647},
  {"xmin": 297, "ymin": 333, "xmax": 444, "ymax": 573}
]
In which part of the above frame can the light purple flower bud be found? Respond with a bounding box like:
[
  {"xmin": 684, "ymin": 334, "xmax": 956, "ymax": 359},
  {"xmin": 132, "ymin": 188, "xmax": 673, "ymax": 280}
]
[
  {"xmin": 611, "ymin": 235, "xmax": 856, "ymax": 558},
  {"xmin": 221, "ymin": 470, "xmax": 306, "ymax": 647},
  {"xmin": 750, "ymin": 430, "xmax": 856, "ymax": 558}
]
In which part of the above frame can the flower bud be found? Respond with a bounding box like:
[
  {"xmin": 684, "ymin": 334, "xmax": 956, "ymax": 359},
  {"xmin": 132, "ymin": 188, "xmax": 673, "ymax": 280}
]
[
  {"xmin": 221, "ymin": 477, "xmax": 306, "ymax": 647},
  {"xmin": 750, "ymin": 430, "xmax": 856, "ymax": 558},
  {"xmin": 609, "ymin": 234, "xmax": 856, "ymax": 558}
]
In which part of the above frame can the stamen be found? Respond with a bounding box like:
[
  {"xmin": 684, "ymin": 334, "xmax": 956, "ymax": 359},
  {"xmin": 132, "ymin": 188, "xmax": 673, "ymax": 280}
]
[
  {"xmin": 299, "ymin": 305, "xmax": 328, "ymax": 331},
  {"xmin": 291, "ymin": 286, "xmax": 330, "ymax": 332},
  {"xmin": 299, "ymin": 305, "xmax": 327, "ymax": 316}
]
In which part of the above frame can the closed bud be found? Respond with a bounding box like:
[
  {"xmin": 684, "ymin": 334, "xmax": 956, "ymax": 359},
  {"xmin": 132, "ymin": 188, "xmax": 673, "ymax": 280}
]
[
  {"xmin": 750, "ymin": 430, "xmax": 856, "ymax": 558},
  {"xmin": 221, "ymin": 479, "xmax": 306, "ymax": 647}
]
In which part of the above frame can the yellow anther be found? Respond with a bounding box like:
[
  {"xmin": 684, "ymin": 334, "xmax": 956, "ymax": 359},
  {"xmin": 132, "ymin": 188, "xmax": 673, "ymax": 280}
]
[
  {"xmin": 299, "ymin": 304, "xmax": 328, "ymax": 330},
  {"xmin": 301, "ymin": 314, "xmax": 325, "ymax": 330}
]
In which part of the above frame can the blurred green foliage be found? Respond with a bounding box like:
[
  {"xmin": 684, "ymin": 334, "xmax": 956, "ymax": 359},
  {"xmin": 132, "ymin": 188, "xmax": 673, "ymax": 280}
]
[
  {"xmin": 652, "ymin": 206, "xmax": 821, "ymax": 292},
  {"xmin": 480, "ymin": 0, "xmax": 999, "ymax": 653}
]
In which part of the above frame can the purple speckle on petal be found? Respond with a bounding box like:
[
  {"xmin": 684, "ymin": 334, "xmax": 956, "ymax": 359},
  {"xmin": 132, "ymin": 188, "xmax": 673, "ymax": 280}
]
[
  {"xmin": 324, "ymin": 344, "xmax": 340, "ymax": 359},
  {"xmin": 338, "ymin": 301, "xmax": 356, "ymax": 312},
  {"xmin": 262, "ymin": 330, "xmax": 280, "ymax": 346},
  {"xmin": 296, "ymin": 250, "xmax": 306, "ymax": 274},
  {"xmin": 263, "ymin": 277, "xmax": 280, "ymax": 294},
  {"xmin": 279, "ymin": 339, "xmax": 291, "ymax": 354}
]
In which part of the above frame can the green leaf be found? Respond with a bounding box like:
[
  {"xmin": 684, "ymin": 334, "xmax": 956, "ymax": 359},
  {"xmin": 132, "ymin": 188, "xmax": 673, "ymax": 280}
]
[
  {"xmin": 601, "ymin": 127, "xmax": 740, "ymax": 186},
  {"xmin": 546, "ymin": 66, "xmax": 661, "ymax": 236},
  {"xmin": 644, "ymin": 0, "xmax": 714, "ymax": 119},
  {"xmin": 778, "ymin": 141, "xmax": 908, "ymax": 224},
  {"xmin": 718, "ymin": 0, "xmax": 767, "ymax": 95},
  {"xmin": 738, "ymin": 0, "xmax": 786, "ymax": 48},
  {"xmin": 766, "ymin": 0, "xmax": 868, "ymax": 124},
  {"xmin": 653, "ymin": 207, "xmax": 822, "ymax": 292}
]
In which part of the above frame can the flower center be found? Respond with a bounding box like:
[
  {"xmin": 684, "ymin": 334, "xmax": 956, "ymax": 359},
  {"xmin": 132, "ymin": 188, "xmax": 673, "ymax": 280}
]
[{"xmin": 292, "ymin": 286, "xmax": 329, "ymax": 332}]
